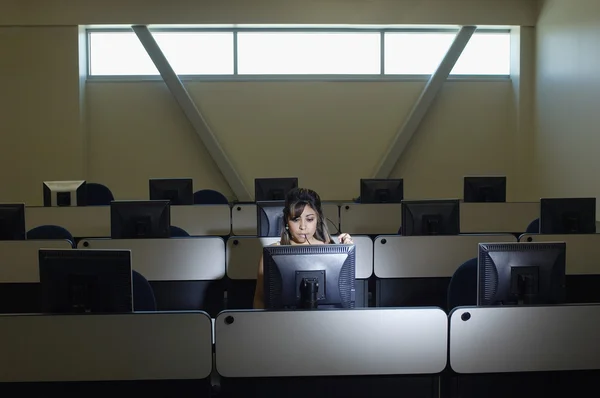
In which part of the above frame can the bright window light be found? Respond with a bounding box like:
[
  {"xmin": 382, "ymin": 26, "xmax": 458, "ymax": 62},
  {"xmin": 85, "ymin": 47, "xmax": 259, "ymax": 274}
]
[
  {"xmin": 236, "ymin": 32, "xmax": 381, "ymax": 75},
  {"xmin": 89, "ymin": 31, "xmax": 234, "ymax": 76},
  {"xmin": 384, "ymin": 31, "xmax": 510, "ymax": 75}
]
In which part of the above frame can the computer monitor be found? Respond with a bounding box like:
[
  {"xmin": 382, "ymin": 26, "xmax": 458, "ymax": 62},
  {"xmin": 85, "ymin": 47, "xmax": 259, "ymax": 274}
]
[
  {"xmin": 255, "ymin": 177, "xmax": 298, "ymax": 201},
  {"xmin": 262, "ymin": 244, "xmax": 356, "ymax": 309},
  {"xmin": 110, "ymin": 200, "xmax": 171, "ymax": 239},
  {"xmin": 0, "ymin": 203, "xmax": 26, "ymax": 240},
  {"xmin": 43, "ymin": 180, "xmax": 87, "ymax": 207},
  {"xmin": 477, "ymin": 242, "xmax": 566, "ymax": 306},
  {"xmin": 359, "ymin": 178, "xmax": 403, "ymax": 203},
  {"xmin": 39, "ymin": 249, "xmax": 133, "ymax": 313},
  {"xmin": 401, "ymin": 199, "xmax": 460, "ymax": 236},
  {"xmin": 463, "ymin": 176, "xmax": 506, "ymax": 202},
  {"xmin": 540, "ymin": 197, "xmax": 596, "ymax": 234},
  {"xmin": 257, "ymin": 201, "xmax": 285, "ymax": 237},
  {"xmin": 148, "ymin": 178, "xmax": 193, "ymax": 205}
]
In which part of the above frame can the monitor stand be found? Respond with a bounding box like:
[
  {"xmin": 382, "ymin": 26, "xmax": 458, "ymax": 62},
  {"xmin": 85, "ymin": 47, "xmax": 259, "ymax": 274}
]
[{"xmin": 300, "ymin": 278, "xmax": 319, "ymax": 309}]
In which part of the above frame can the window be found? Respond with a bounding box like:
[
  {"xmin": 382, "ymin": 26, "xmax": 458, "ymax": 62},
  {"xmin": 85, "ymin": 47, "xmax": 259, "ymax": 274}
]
[{"xmin": 87, "ymin": 28, "xmax": 511, "ymax": 78}]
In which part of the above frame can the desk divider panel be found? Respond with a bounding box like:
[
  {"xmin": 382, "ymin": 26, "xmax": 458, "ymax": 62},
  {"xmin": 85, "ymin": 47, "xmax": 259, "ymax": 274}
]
[
  {"xmin": 226, "ymin": 235, "xmax": 373, "ymax": 280},
  {"xmin": 0, "ymin": 240, "xmax": 73, "ymax": 283},
  {"xmin": 519, "ymin": 233, "xmax": 600, "ymax": 275},
  {"xmin": 26, "ymin": 206, "xmax": 111, "ymax": 238},
  {"xmin": 230, "ymin": 203, "xmax": 340, "ymax": 236},
  {"xmin": 374, "ymin": 234, "xmax": 517, "ymax": 278},
  {"xmin": 0, "ymin": 312, "xmax": 213, "ymax": 382},
  {"xmin": 215, "ymin": 308, "xmax": 447, "ymax": 378},
  {"xmin": 449, "ymin": 305, "xmax": 600, "ymax": 374},
  {"xmin": 460, "ymin": 202, "xmax": 539, "ymax": 234},
  {"xmin": 339, "ymin": 203, "xmax": 402, "ymax": 235},
  {"xmin": 171, "ymin": 204, "xmax": 231, "ymax": 236},
  {"xmin": 77, "ymin": 237, "xmax": 225, "ymax": 281}
]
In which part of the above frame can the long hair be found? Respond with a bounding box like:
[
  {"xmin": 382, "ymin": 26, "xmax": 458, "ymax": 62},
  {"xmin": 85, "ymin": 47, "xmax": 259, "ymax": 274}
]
[{"xmin": 280, "ymin": 188, "xmax": 334, "ymax": 245}]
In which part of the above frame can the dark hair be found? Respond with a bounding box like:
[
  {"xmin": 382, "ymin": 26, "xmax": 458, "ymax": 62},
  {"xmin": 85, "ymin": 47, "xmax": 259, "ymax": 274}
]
[{"xmin": 280, "ymin": 188, "xmax": 333, "ymax": 245}]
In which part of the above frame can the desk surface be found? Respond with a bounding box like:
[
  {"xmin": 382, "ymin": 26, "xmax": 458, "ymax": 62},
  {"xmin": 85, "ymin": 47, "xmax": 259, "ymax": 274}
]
[
  {"xmin": 0, "ymin": 311, "xmax": 213, "ymax": 382},
  {"xmin": 215, "ymin": 308, "xmax": 447, "ymax": 378}
]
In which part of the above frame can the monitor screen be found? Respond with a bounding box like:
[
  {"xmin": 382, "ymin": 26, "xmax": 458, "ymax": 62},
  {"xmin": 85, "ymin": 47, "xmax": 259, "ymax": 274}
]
[
  {"xmin": 149, "ymin": 178, "xmax": 193, "ymax": 205},
  {"xmin": 463, "ymin": 176, "xmax": 506, "ymax": 202},
  {"xmin": 43, "ymin": 180, "xmax": 87, "ymax": 207},
  {"xmin": 39, "ymin": 249, "xmax": 133, "ymax": 313},
  {"xmin": 262, "ymin": 244, "xmax": 356, "ymax": 309},
  {"xmin": 478, "ymin": 242, "xmax": 566, "ymax": 306},
  {"xmin": 254, "ymin": 177, "xmax": 298, "ymax": 201},
  {"xmin": 401, "ymin": 199, "xmax": 460, "ymax": 236},
  {"xmin": 110, "ymin": 200, "xmax": 171, "ymax": 239},
  {"xmin": 0, "ymin": 203, "xmax": 26, "ymax": 240},
  {"xmin": 256, "ymin": 201, "xmax": 285, "ymax": 237},
  {"xmin": 540, "ymin": 197, "xmax": 596, "ymax": 234},
  {"xmin": 359, "ymin": 178, "xmax": 403, "ymax": 203}
]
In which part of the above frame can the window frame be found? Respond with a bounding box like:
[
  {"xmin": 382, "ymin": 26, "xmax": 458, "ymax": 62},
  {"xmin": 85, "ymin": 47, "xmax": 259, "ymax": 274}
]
[{"xmin": 86, "ymin": 26, "xmax": 511, "ymax": 82}]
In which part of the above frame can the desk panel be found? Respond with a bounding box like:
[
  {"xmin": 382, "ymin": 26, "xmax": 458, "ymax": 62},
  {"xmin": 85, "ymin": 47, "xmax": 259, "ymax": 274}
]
[
  {"xmin": 216, "ymin": 308, "xmax": 447, "ymax": 377},
  {"xmin": 450, "ymin": 305, "xmax": 600, "ymax": 373},
  {"xmin": 26, "ymin": 206, "xmax": 110, "ymax": 237},
  {"xmin": 78, "ymin": 237, "xmax": 225, "ymax": 281},
  {"xmin": 460, "ymin": 202, "xmax": 539, "ymax": 233},
  {"xmin": 340, "ymin": 203, "xmax": 402, "ymax": 235},
  {"xmin": 0, "ymin": 240, "xmax": 73, "ymax": 283},
  {"xmin": 230, "ymin": 203, "xmax": 340, "ymax": 236},
  {"xmin": 519, "ymin": 234, "xmax": 600, "ymax": 275},
  {"xmin": 171, "ymin": 205, "xmax": 230, "ymax": 236},
  {"xmin": 374, "ymin": 234, "xmax": 516, "ymax": 278},
  {"xmin": 226, "ymin": 235, "xmax": 373, "ymax": 280},
  {"xmin": 0, "ymin": 312, "xmax": 213, "ymax": 382}
]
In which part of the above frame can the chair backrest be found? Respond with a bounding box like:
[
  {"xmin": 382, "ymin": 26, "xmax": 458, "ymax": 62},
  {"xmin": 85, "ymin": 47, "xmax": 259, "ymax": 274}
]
[
  {"xmin": 86, "ymin": 182, "xmax": 115, "ymax": 206},
  {"xmin": 132, "ymin": 270, "xmax": 157, "ymax": 311},
  {"xmin": 26, "ymin": 225, "xmax": 74, "ymax": 246},
  {"xmin": 526, "ymin": 218, "xmax": 540, "ymax": 234},
  {"xmin": 170, "ymin": 225, "xmax": 190, "ymax": 237},
  {"xmin": 447, "ymin": 257, "xmax": 478, "ymax": 311},
  {"xmin": 193, "ymin": 189, "xmax": 229, "ymax": 205}
]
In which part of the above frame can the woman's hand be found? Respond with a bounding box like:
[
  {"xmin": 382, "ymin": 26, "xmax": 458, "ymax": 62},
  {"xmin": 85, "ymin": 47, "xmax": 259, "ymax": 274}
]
[{"xmin": 339, "ymin": 233, "xmax": 354, "ymax": 244}]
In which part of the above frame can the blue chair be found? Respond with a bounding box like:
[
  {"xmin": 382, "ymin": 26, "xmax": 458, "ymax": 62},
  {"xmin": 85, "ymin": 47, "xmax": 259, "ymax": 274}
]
[
  {"xmin": 86, "ymin": 182, "xmax": 114, "ymax": 206},
  {"xmin": 526, "ymin": 218, "xmax": 540, "ymax": 234},
  {"xmin": 132, "ymin": 270, "xmax": 157, "ymax": 311},
  {"xmin": 170, "ymin": 225, "xmax": 190, "ymax": 237},
  {"xmin": 193, "ymin": 189, "xmax": 228, "ymax": 205},
  {"xmin": 26, "ymin": 225, "xmax": 74, "ymax": 246},
  {"xmin": 447, "ymin": 257, "xmax": 478, "ymax": 312}
]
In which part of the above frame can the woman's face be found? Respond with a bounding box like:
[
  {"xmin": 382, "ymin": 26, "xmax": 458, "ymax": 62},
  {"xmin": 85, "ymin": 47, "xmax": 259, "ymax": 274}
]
[{"xmin": 287, "ymin": 204, "xmax": 318, "ymax": 243}]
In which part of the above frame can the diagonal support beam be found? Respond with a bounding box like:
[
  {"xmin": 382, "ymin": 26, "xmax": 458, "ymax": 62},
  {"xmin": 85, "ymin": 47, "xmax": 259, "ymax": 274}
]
[
  {"xmin": 132, "ymin": 25, "xmax": 251, "ymax": 201},
  {"xmin": 374, "ymin": 26, "xmax": 476, "ymax": 179}
]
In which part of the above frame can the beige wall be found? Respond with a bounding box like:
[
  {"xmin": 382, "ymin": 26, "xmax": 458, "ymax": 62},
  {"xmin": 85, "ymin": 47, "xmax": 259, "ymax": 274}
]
[
  {"xmin": 87, "ymin": 79, "xmax": 517, "ymax": 202},
  {"xmin": 536, "ymin": 0, "xmax": 600, "ymax": 211},
  {"xmin": 1, "ymin": 0, "xmax": 538, "ymax": 26}
]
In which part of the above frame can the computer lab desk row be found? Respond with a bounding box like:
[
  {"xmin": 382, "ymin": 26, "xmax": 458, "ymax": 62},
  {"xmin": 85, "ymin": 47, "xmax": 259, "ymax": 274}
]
[
  {"xmin": 1, "ymin": 306, "xmax": 599, "ymax": 394},
  {"xmin": 23, "ymin": 201, "xmax": 541, "ymax": 237},
  {"xmin": 2, "ymin": 233, "xmax": 600, "ymax": 286}
]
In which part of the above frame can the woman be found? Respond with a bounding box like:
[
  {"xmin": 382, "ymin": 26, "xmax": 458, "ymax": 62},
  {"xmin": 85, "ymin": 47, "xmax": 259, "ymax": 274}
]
[{"xmin": 253, "ymin": 187, "xmax": 353, "ymax": 308}]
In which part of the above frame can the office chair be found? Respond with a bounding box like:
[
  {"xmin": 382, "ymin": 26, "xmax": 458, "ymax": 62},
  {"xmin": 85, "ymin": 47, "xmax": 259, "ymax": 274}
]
[
  {"xmin": 447, "ymin": 257, "xmax": 478, "ymax": 312},
  {"xmin": 525, "ymin": 218, "xmax": 540, "ymax": 234},
  {"xmin": 132, "ymin": 270, "xmax": 157, "ymax": 311},
  {"xmin": 86, "ymin": 182, "xmax": 115, "ymax": 206},
  {"xmin": 193, "ymin": 189, "xmax": 229, "ymax": 205},
  {"xmin": 170, "ymin": 225, "xmax": 190, "ymax": 237},
  {"xmin": 26, "ymin": 225, "xmax": 74, "ymax": 247}
]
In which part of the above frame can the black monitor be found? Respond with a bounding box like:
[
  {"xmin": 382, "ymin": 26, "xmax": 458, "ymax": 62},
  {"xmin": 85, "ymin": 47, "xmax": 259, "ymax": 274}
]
[
  {"xmin": 540, "ymin": 197, "xmax": 596, "ymax": 234},
  {"xmin": 463, "ymin": 176, "xmax": 506, "ymax": 202},
  {"xmin": 255, "ymin": 177, "xmax": 298, "ymax": 201},
  {"xmin": 43, "ymin": 180, "xmax": 87, "ymax": 207},
  {"xmin": 263, "ymin": 244, "xmax": 356, "ymax": 309},
  {"xmin": 478, "ymin": 242, "xmax": 566, "ymax": 306},
  {"xmin": 257, "ymin": 201, "xmax": 285, "ymax": 237},
  {"xmin": 0, "ymin": 203, "xmax": 26, "ymax": 240},
  {"xmin": 39, "ymin": 249, "xmax": 133, "ymax": 313},
  {"xmin": 359, "ymin": 178, "xmax": 403, "ymax": 203},
  {"xmin": 110, "ymin": 200, "xmax": 171, "ymax": 239},
  {"xmin": 401, "ymin": 199, "xmax": 460, "ymax": 236},
  {"xmin": 149, "ymin": 178, "xmax": 193, "ymax": 205}
]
